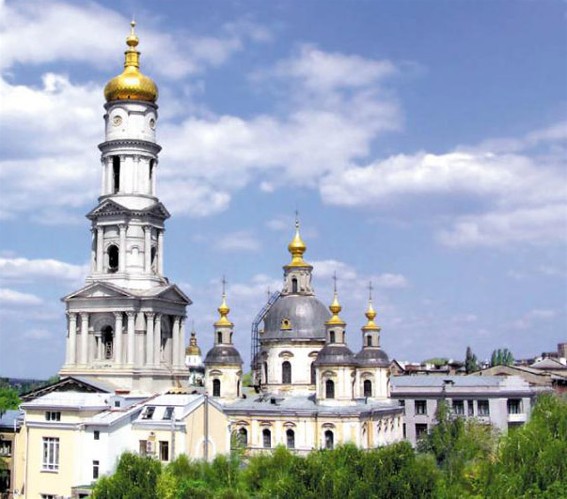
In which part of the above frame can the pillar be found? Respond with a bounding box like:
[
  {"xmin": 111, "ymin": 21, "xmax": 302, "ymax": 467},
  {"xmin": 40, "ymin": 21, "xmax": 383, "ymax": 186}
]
[
  {"xmin": 145, "ymin": 313, "xmax": 155, "ymax": 365},
  {"xmin": 179, "ymin": 317, "xmax": 186, "ymax": 368},
  {"xmin": 80, "ymin": 313, "xmax": 89, "ymax": 364},
  {"xmin": 144, "ymin": 225, "xmax": 152, "ymax": 273},
  {"xmin": 114, "ymin": 312, "xmax": 123, "ymax": 365},
  {"xmin": 118, "ymin": 223, "xmax": 127, "ymax": 273},
  {"xmin": 154, "ymin": 314, "xmax": 162, "ymax": 366},
  {"xmin": 96, "ymin": 227, "xmax": 104, "ymax": 272},
  {"xmin": 90, "ymin": 228, "xmax": 96, "ymax": 272},
  {"xmin": 67, "ymin": 312, "xmax": 77, "ymax": 365},
  {"xmin": 127, "ymin": 312, "xmax": 136, "ymax": 365},
  {"xmin": 172, "ymin": 316, "xmax": 180, "ymax": 368},
  {"xmin": 157, "ymin": 229, "xmax": 164, "ymax": 275}
]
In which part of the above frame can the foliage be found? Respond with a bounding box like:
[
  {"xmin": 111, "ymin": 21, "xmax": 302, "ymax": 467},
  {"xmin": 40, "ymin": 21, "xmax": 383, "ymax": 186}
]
[
  {"xmin": 241, "ymin": 371, "xmax": 253, "ymax": 387},
  {"xmin": 490, "ymin": 348, "xmax": 514, "ymax": 367},
  {"xmin": 422, "ymin": 357, "xmax": 449, "ymax": 368},
  {"xmin": 464, "ymin": 346, "xmax": 479, "ymax": 374},
  {"xmin": 0, "ymin": 386, "xmax": 20, "ymax": 413}
]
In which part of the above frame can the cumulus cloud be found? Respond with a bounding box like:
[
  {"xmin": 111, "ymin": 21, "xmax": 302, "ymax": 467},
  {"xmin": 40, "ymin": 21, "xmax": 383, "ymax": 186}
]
[
  {"xmin": 0, "ymin": 257, "xmax": 88, "ymax": 284},
  {"xmin": 0, "ymin": 288, "xmax": 43, "ymax": 305},
  {"xmin": 214, "ymin": 231, "xmax": 262, "ymax": 252}
]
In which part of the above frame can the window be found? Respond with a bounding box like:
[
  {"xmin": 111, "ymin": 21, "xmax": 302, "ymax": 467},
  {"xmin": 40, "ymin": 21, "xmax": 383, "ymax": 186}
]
[
  {"xmin": 325, "ymin": 379, "xmax": 335, "ymax": 399},
  {"xmin": 237, "ymin": 428, "xmax": 248, "ymax": 447},
  {"xmin": 213, "ymin": 379, "xmax": 221, "ymax": 397},
  {"xmin": 92, "ymin": 460, "xmax": 100, "ymax": 480},
  {"xmin": 402, "ymin": 423, "xmax": 406, "ymax": 439},
  {"xmin": 94, "ymin": 430, "xmax": 100, "ymax": 440},
  {"xmin": 263, "ymin": 362, "xmax": 268, "ymax": 384},
  {"xmin": 217, "ymin": 331, "xmax": 222, "ymax": 343},
  {"xmin": 0, "ymin": 469, "xmax": 10, "ymax": 494},
  {"xmin": 163, "ymin": 407, "xmax": 174, "ymax": 420},
  {"xmin": 507, "ymin": 399, "xmax": 522, "ymax": 415},
  {"xmin": 310, "ymin": 362, "xmax": 316, "ymax": 385},
  {"xmin": 286, "ymin": 429, "xmax": 295, "ymax": 449},
  {"xmin": 282, "ymin": 361, "xmax": 292, "ymax": 384},
  {"xmin": 324, "ymin": 430, "xmax": 334, "ymax": 450},
  {"xmin": 107, "ymin": 245, "xmax": 119, "ymax": 273},
  {"xmin": 151, "ymin": 246, "xmax": 157, "ymax": 272},
  {"xmin": 415, "ymin": 400, "xmax": 427, "ymax": 415},
  {"xmin": 139, "ymin": 440, "xmax": 147, "ymax": 456},
  {"xmin": 415, "ymin": 424, "xmax": 428, "ymax": 440},
  {"xmin": 453, "ymin": 400, "xmax": 464, "ymax": 415},
  {"xmin": 0, "ymin": 439, "xmax": 12, "ymax": 457},
  {"xmin": 41, "ymin": 495, "xmax": 56, "ymax": 499},
  {"xmin": 329, "ymin": 331, "xmax": 336, "ymax": 343},
  {"xmin": 45, "ymin": 411, "xmax": 61, "ymax": 421},
  {"xmin": 42, "ymin": 437, "xmax": 60, "ymax": 471},
  {"xmin": 363, "ymin": 380, "xmax": 372, "ymax": 398},
  {"xmin": 292, "ymin": 278, "xmax": 298, "ymax": 293},
  {"xmin": 467, "ymin": 400, "xmax": 474, "ymax": 416},
  {"xmin": 142, "ymin": 406, "xmax": 155, "ymax": 419},
  {"xmin": 478, "ymin": 400, "xmax": 490, "ymax": 416},
  {"xmin": 112, "ymin": 156, "xmax": 120, "ymax": 193},
  {"xmin": 262, "ymin": 429, "xmax": 271, "ymax": 448},
  {"xmin": 159, "ymin": 441, "xmax": 169, "ymax": 461},
  {"xmin": 149, "ymin": 159, "xmax": 155, "ymax": 185},
  {"xmin": 366, "ymin": 335, "xmax": 372, "ymax": 347}
]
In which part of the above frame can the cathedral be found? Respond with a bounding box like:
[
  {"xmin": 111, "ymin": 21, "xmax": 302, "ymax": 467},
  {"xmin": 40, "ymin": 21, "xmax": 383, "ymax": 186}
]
[{"xmin": 10, "ymin": 23, "xmax": 402, "ymax": 498}]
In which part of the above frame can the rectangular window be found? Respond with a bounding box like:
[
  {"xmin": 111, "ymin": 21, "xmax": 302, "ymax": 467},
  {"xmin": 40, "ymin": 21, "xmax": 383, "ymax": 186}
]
[
  {"xmin": 45, "ymin": 411, "xmax": 61, "ymax": 422},
  {"xmin": 452, "ymin": 400, "xmax": 464, "ymax": 415},
  {"xmin": 478, "ymin": 400, "xmax": 490, "ymax": 416},
  {"xmin": 93, "ymin": 460, "xmax": 100, "ymax": 480},
  {"xmin": 142, "ymin": 407, "xmax": 155, "ymax": 420},
  {"xmin": 41, "ymin": 495, "xmax": 56, "ymax": 499},
  {"xmin": 415, "ymin": 400, "xmax": 427, "ymax": 415},
  {"xmin": 415, "ymin": 423, "xmax": 428, "ymax": 440},
  {"xmin": 467, "ymin": 400, "xmax": 474, "ymax": 416},
  {"xmin": 94, "ymin": 430, "xmax": 100, "ymax": 440},
  {"xmin": 139, "ymin": 440, "xmax": 147, "ymax": 456},
  {"xmin": 159, "ymin": 441, "xmax": 169, "ymax": 461},
  {"xmin": 163, "ymin": 407, "xmax": 174, "ymax": 420},
  {"xmin": 0, "ymin": 439, "xmax": 12, "ymax": 457},
  {"xmin": 0, "ymin": 469, "xmax": 10, "ymax": 494},
  {"xmin": 507, "ymin": 399, "xmax": 522, "ymax": 415},
  {"xmin": 402, "ymin": 423, "xmax": 406, "ymax": 439},
  {"xmin": 42, "ymin": 437, "xmax": 60, "ymax": 471}
]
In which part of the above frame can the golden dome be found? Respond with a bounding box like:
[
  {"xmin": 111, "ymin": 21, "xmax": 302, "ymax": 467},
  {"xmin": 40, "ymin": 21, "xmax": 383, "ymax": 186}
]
[
  {"xmin": 104, "ymin": 21, "xmax": 158, "ymax": 103},
  {"xmin": 362, "ymin": 300, "xmax": 381, "ymax": 332},
  {"xmin": 185, "ymin": 330, "xmax": 202, "ymax": 356},
  {"xmin": 214, "ymin": 292, "xmax": 233, "ymax": 327},
  {"xmin": 326, "ymin": 291, "xmax": 346, "ymax": 326},
  {"xmin": 287, "ymin": 217, "xmax": 309, "ymax": 267}
]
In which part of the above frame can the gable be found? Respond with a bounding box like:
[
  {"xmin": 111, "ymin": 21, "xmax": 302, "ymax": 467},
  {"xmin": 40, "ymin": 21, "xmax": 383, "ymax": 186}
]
[
  {"xmin": 86, "ymin": 200, "xmax": 170, "ymax": 220},
  {"xmin": 20, "ymin": 376, "xmax": 110, "ymax": 402},
  {"xmin": 154, "ymin": 284, "xmax": 192, "ymax": 305},
  {"xmin": 63, "ymin": 282, "xmax": 134, "ymax": 302}
]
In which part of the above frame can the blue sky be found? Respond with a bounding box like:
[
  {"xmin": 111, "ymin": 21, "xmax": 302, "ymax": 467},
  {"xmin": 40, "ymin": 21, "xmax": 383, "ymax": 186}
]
[{"xmin": 0, "ymin": 0, "xmax": 566, "ymax": 379}]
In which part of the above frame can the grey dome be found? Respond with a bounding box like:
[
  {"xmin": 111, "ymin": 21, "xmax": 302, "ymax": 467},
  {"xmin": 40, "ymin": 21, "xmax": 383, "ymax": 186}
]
[
  {"xmin": 262, "ymin": 294, "xmax": 330, "ymax": 341},
  {"xmin": 314, "ymin": 345, "xmax": 357, "ymax": 366},
  {"xmin": 204, "ymin": 346, "xmax": 242, "ymax": 366},
  {"xmin": 354, "ymin": 348, "xmax": 390, "ymax": 367}
]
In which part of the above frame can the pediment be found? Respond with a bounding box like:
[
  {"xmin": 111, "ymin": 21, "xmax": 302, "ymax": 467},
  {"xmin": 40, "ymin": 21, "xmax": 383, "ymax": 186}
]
[
  {"xmin": 21, "ymin": 376, "xmax": 111, "ymax": 402},
  {"xmin": 86, "ymin": 199, "xmax": 129, "ymax": 219},
  {"xmin": 153, "ymin": 284, "xmax": 191, "ymax": 305},
  {"xmin": 63, "ymin": 282, "xmax": 135, "ymax": 302},
  {"xmin": 86, "ymin": 200, "xmax": 170, "ymax": 220}
]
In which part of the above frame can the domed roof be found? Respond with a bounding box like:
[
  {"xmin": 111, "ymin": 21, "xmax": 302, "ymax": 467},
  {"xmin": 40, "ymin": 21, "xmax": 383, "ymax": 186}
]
[
  {"xmin": 204, "ymin": 346, "xmax": 242, "ymax": 366},
  {"xmin": 262, "ymin": 294, "xmax": 330, "ymax": 341},
  {"xmin": 354, "ymin": 348, "xmax": 390, "ymax": 367},
  {"xmin": 104, "ymin": 21, "xmax": 158, "ymax": 103},
  {"xmin": 314, "ymin": 345, "xmax": 357, "ymax": 366}
]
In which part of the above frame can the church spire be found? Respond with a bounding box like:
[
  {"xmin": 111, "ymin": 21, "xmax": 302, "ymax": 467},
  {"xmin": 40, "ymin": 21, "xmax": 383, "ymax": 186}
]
[{"xmin": 287, "ymin": 213, "xmax": 309, "ymax": 267}]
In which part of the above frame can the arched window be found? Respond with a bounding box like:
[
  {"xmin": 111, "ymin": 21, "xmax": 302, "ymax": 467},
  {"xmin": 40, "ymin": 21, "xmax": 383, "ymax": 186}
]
[
  {"xmin": 329, "ymin": 331, "xmax": 335, "ymax": 344},
  {"xmin": 367, "ymin": 335, "xmax": 372, "ymax": 347},
  {"xmin": 217, "ymin": 332, "xmax": 222, "ymax": 344},
  {"xmin": 263, "ymin": 362, "xmax": 268, "ymax": 384},
  {"xmin": 282, "ymin": 361, "xmax": 292, "ymax": 384},
  {"xmin": 212, "ymin": 379, "xmax": 221, "ymax": 397},
  {"xmin": 102, "ymin": 326, "xmax": 113, "ymax": 360},
  {"xmin": 112, "ymin": 156, "xmax": 120, "ymax": 193},
  {"xmin": 325, "ymin": 379, "xmax": 335, "ymax": 399},
  {"xmin": 149, "ymin": 159, "xmax": 155, "ymax": 186},
  {"xmin": 150, "ymin": 246, "xmax": 157, "ymax": 273},
  {"xmin": 238, "ymin": 428, "xmax": 248, "ymax": 446},
  {"xmin": 286, "ymin": 429, "xmax": 295, "ymax": 449},
  {"xmin": 310, "ymin": 362, "xmax": 316, "ymax": 385},
  {"xmin": 292, "ymin": 277, "xmax": 298, "ymax": 293},
  {"xmin": 107, "ymin": 245, "xmax": 119, "ymax": 273},
  {"xmin": 364, "ymin": 380, "xmax": 372, "ymax": 398},
  {"xmin": 324, "ymin": 430, "xmax": 334, "ymax": 450},
  {"xmin": 262, "ymin": 429, "xmax": 271, "ymax": 448}
]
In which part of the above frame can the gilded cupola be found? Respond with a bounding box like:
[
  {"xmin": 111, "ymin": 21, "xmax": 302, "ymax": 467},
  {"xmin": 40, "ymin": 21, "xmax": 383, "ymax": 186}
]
[
  {"xmin": 186, "ymin": 329, "xmax": 202, "ymax": 356},
  {"xmin": 362, "ymin": 300, "xmax": 381, "ymax": 332},
  {"xmin": 214, "ymin": 291, "xmax": 233, "ymax": 328},
  {"xmin": 104, "ymin": 21, "xmax": 158, "ymax": 103},
  {"xmin": 287, "ymin": 218, "xmax": 309, "ymax": 267},
  {"xmin": 326, "ymin": 290, "xmax": 346, "ymax": 326}
]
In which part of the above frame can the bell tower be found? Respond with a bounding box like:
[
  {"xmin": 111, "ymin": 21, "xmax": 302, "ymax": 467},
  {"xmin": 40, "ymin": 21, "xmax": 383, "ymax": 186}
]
[{"xmin": 60, "ymin": 23, "xmax": 191, "ymax": 392}]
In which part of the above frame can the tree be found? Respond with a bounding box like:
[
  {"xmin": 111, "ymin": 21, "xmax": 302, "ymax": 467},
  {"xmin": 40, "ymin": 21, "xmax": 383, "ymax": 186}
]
[
  {"xmin": 0, "ymin": 386, "xmax": 20, "ymax": 414},
  {"xmin": 490, "ymin": 348, "xmax": 514, "ymax": 367},
  {"xmin": 464, "ymin": 346, "xmax": 479, "ymax": 374}
]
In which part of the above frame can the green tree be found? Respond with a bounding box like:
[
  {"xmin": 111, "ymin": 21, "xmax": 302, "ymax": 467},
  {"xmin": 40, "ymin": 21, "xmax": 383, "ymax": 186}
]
[
  {"xmin": 0, "ymin": 386, "xmax": 20, "ymax": 413},
  {"xmin": 464, "ymin": 346, "xmax": 479, "ymax": 374},
  {"xmin": 490, "ymin": 348, "xmax": 514, "ymax": 367}
]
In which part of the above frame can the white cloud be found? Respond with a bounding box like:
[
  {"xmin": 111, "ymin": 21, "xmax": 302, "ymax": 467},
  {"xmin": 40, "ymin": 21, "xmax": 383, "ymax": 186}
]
[
  {"xmin": 215, "ymin": 231, "xmax": 261, "ymax": 252},
  {"xmin": 23, "ymin": 328, "xmax": 53, "ymax": 340},
  {"xmin": 0, "ymin": 288, "xmax": 43, "ymax": 305},
  {"xmin": 0, "ymin": 257, "xmax": 88, "ymax": 284}
]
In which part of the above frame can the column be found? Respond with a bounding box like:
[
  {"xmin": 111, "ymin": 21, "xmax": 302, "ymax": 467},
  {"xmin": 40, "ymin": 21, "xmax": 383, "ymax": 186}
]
[
  {"xmin": 100, "ymin": 159, "xmax": 106, "ymax": 195},
  {"xmin": 119, "ymin": 224, "xmax": 127, "ymax": 273},
  {"xmin": 127, "ymin": 312, "xmax": 136, "ymax": 365},
  {"xmin": 178, "ymin": 317, "xmax": 186, "ymax": 368},
  {"xmin": 67, "ymin": 313, "xmax": 77, "ymax": 365},
  {"xmin": 145, "ymin": 313, "xmax": 155, "ymax": 366},
  {"xmin": 80, "ymin": 313, "xmax": 89, "ymax": 365},
  {"xmin": 151, "ymin": 161, "xmax": 157, "ymax": 195},
  {"xmin": 114, "ymin": 312, "xmax": 123, "ymax": 365},
  {"xmin": 154, "ymin": 314, "xmax": 162, "ymax": 366},
  {"xmin": 157, "ymin": 229, "xmax": 164, "ymax": 275},
  {"xmin": 90, "ymin": 229, "xmax": 96, "ymax": 272},
  {"xmin": 172, "ymin": 316, "xmax": 180, "ymax": 368},
  {"xmin": 144, "ymin": 225, "xmax": 152, "ymax": 273},
  {"xmin": 133, "ymin": 156, "xmax": 139, "ymax": 193},
  {"xmin": 96, "ymin": 227, "xmax": 104, "ymax": 272}
]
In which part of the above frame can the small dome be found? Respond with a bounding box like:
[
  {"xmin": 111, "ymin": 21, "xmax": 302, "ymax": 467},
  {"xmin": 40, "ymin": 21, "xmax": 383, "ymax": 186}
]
[
  {"xmin": 104, "ymin": 21, "xmax": 158, "ymax": 103},
  {"xmin": 262, "ymin": 294, "xmax": 330, "ymax": 341},
  {"xmin": 314, "ymin": 345, "xmax": 356, "ymax": 366},
  {"xmin": 185, "ymin": 330, "xmax": 201, "ymax": 356},
  {"xmin": 204, "ymin": 346, "xmax": 242, "ymax": 366},
  {"xmin": 354, "ymin": 348, "xmax": 390, "ymax": 367}
]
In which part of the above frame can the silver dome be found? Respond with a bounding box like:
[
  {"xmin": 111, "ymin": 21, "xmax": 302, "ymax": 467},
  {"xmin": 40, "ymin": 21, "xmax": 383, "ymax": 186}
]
[
  {"xmin": 354, "ymin": 348, "xmax": 390, "ymax": 367},
  {"xmin": 204, "ymin": 346, "xmax": 243, "ymax": 366},
  {"xmin": 262, "ymin": 294, "xmax": 330, "ymax": 341},
  {"xmin": 314, "ymin": 345, "xmax": 357, "ymax": 366}
]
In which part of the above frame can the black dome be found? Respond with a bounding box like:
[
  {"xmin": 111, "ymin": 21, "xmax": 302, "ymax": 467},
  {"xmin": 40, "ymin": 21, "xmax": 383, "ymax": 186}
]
[
  {"xmin": 354, "ymin": 348, "xmax": 390, "ymax": 367},
  {"xmin": 313, "ymin": 345, "xmax": 357, "ymax": 366},
  {"xmin": 204, "ymin": 346, "xmax": 243, "ymax": 366}
]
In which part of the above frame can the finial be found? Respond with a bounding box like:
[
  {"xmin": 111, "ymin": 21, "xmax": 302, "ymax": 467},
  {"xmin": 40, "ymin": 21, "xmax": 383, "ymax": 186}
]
[
  {"xmin": 215, "ymin": 277, "xmax": 233, "ymax": 327},
  {"xmin": 295, "ymin": 210, "xmax": 300, "ymax": 229},
  {"xmin": 368, "ymin": 281, "xmax": 373, "ymax": 303},
  {"xmin": 333, "ymin": 271, "xmax": 338, "ymax": 294},
  {"xmin": 221, "ymin": 275, "xmax": 227, "ymax": 297},
  {"xmin": 287, "ymin": 213, "xmax": 308, "ymax": 267}
]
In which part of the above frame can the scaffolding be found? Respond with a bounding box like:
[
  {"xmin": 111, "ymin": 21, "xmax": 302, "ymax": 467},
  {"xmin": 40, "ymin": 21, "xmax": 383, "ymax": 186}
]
[{"xmin": 250, "ymin": 291, "xmax": 280, "ymax": 388}]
